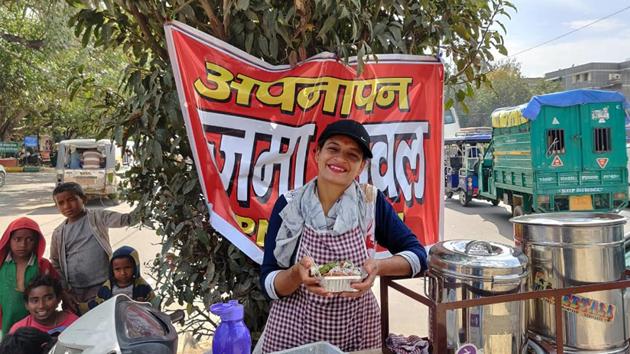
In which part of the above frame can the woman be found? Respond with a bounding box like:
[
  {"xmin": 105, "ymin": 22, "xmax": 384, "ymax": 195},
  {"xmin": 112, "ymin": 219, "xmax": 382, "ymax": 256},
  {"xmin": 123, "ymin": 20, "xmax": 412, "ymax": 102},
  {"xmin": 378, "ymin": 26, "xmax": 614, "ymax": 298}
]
[{"xmin": 259, "ymin": 119, "xmax": 427, "ymax": 352}]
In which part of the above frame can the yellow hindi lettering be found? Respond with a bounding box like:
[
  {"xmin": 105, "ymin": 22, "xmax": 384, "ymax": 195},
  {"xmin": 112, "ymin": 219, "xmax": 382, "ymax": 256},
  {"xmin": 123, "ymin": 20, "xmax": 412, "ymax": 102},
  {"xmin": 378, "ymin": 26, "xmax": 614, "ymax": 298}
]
[
  {"xmin": 376, "ymin": 78, "xmax": 412, "ymax": 111},
  {"xmin": 193, "ymin": 62, "xmax": 234, "ymax": 101},
  {"xmin": 195, "ymin": 61, "xmax": 412, "ymax": 114},
  {"xmin": 255, "ymin": 78, "xmax": 298, "ymax": 112}
]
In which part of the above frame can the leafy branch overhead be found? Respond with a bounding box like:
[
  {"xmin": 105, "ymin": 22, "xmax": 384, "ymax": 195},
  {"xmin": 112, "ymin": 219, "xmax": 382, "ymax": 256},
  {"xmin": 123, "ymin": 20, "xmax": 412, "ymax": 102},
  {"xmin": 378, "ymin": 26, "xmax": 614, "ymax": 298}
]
[{"xmin": 65, "ymin": 0, "xmax": 516, "ymax": 341}]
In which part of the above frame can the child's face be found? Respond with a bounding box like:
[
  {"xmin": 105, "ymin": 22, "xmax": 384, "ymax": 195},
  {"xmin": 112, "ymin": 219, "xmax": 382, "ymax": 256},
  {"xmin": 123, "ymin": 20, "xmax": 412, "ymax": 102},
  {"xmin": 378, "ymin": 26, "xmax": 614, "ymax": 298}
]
[
  {"xmin": 26, "ymin": 285, "xmax": 60, "ymax": 324},
  {"xmin": 53, "ymin": 191, "xmax": 86, "ymax": 221},
  {"xmin": 10, "ymin": 229, "xmax": 37, "ymax": 259},
  {"xmin": 112, "ymin": 257, "xmax": 134, "ymax": 287}
]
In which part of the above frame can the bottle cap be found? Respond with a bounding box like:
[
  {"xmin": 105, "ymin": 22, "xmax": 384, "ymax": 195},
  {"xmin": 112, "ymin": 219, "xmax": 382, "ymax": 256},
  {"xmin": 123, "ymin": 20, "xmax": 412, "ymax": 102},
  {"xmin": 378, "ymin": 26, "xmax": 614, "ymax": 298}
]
[{"xmin": 209, "ymin": 300, "xmax": 244, "ymax": 321}]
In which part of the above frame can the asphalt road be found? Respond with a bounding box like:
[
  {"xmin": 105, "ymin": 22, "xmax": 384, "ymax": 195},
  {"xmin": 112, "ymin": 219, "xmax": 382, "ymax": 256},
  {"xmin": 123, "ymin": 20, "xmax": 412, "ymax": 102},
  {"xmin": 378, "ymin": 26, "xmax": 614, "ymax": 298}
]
[{"xmin": 2, "ymin": 172, "xmax": 630, "ymax": 343}]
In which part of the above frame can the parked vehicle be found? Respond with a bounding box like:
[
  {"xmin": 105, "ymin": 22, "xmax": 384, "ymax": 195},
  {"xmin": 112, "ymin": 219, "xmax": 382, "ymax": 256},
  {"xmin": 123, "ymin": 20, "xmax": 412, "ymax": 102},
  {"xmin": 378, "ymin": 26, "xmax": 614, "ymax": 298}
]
[
  {"xmin": 443, "ymin": 107, "xmax": 461, "ymax": 140},
  {"xmin": 477, "ymin": 89, "xmax": 629, "ymax": 216},
  {"xmin": 444, "ymin": 128, "xmax": 496, "ymax": 206},
  {"xmin": 56, "ymin": 139, "xmax": 119, "ymax": 199},
  {"xmin": 0, "ymin": 164, "xmax": 5, "ymax": 187}
]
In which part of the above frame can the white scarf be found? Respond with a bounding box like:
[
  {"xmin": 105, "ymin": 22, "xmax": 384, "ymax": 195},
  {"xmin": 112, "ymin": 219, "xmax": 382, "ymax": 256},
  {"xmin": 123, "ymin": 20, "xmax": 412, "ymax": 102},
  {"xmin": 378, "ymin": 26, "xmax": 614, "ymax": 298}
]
[{"xmin": 273, "ymin": 179, "xmax": 369, "ymax": 268}]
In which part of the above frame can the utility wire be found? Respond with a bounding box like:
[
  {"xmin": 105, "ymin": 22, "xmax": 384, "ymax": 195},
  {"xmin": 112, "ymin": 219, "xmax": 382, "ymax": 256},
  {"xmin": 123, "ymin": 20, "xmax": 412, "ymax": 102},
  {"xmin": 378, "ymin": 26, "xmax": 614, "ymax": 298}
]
[{"xmin": 510, "ymin": 4, "xmax": 630, "ymax": 57}]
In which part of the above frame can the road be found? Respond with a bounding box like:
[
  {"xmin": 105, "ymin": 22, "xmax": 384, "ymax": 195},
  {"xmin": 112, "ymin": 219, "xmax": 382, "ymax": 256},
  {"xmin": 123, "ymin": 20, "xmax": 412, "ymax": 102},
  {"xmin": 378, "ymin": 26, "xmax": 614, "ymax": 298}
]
[{"xmin": 2, "ymin": 173, "xmax": 630, "ymax": 345}]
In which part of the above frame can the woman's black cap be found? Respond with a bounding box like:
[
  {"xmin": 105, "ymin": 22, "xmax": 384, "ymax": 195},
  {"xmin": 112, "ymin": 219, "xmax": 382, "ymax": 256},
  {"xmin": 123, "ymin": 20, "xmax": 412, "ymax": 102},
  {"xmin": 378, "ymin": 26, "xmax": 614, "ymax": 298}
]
[{"xmin": 317, "ymin": 120, "xmax": 373, "ymax": 159}]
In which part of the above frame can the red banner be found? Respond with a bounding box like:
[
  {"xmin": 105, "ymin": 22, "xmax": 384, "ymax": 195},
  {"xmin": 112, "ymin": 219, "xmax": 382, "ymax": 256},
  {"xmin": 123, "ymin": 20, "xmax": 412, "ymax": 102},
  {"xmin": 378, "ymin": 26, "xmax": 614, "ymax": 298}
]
[{"xmin": 165, "ymin": 21, "xmax": 444, "ymax": 264}]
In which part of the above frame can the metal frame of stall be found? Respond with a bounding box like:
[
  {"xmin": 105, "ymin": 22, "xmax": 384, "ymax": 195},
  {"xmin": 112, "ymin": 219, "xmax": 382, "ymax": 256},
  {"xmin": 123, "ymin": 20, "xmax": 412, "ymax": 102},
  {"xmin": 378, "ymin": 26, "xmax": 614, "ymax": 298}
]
[{"xmin": 380, "ymin": 270, "xmax": 630, "ymax": 354}]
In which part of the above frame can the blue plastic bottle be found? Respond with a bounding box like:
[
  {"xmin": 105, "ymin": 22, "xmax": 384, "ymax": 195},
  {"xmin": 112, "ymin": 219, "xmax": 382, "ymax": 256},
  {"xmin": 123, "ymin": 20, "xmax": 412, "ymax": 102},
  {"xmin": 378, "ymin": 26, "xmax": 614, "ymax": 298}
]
[{"xmin": 210, "ymin": 300, "xmax": 251, "ymax": 354}]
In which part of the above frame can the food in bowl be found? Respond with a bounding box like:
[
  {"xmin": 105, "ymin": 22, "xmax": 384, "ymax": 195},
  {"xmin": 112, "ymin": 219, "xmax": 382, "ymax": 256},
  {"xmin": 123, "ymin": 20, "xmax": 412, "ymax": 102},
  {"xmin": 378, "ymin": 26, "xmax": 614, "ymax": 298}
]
[{"xmin": 311, "ymin": 261, "xmax": 363, "ymax": 293}]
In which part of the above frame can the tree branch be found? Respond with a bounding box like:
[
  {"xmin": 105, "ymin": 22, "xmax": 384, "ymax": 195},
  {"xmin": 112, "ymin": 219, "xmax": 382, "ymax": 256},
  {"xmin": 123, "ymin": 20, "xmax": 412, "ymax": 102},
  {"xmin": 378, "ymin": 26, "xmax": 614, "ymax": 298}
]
[
  {"xmin": 449, "ymin": 6, "xmax": 501, "ymax": 82},
  {"xmin": 200, "ymin": 0, "xmax": 226, "ymax": 40},
  {"xmin": 126, "ymin": 2, "xmax": 169, "ymax": 62},
  {"xmin": 222, "ymin": 0, "xmax": 233, "ymax": 39},
  {"xmin": 0, "ymin": 32, "xmax": 45, "ymax": 50}
]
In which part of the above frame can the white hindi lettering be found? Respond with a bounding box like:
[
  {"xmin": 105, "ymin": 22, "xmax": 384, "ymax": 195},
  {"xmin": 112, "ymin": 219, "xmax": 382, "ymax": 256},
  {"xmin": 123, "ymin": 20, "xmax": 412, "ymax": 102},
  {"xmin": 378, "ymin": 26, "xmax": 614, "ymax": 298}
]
[
  {"xmin": 359, "ymin": 122, "xmax": 429, "ymax": 203},
  {"xmin": 198, "ymin": 110, "xmax": 427, "ymax": 204},
  {"xmin": 198, "ymin": 110, "xmax": 315, "ymax": 202}
]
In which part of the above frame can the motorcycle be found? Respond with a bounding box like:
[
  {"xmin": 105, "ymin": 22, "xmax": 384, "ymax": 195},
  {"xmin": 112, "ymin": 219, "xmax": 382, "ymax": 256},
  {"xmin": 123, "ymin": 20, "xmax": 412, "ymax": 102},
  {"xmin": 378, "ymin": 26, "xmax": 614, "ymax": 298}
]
[{"xmin": 49, "ymin": 295, "xmax": 183, "ymax": 354}]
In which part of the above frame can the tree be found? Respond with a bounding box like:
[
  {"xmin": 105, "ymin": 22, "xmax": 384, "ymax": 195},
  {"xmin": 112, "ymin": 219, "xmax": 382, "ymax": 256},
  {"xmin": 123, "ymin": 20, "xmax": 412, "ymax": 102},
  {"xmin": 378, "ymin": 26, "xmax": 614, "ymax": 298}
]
[
  {"xmin": 457, "ymin": 60, "xmax": 561, "ymax": 127},
  {"xmin": 65, "ymin": 0, "xmax": 516, "ymax": 340},
  {"xmin": 0, "ymin": 1, "xmax": 127, "ymax": 141}
]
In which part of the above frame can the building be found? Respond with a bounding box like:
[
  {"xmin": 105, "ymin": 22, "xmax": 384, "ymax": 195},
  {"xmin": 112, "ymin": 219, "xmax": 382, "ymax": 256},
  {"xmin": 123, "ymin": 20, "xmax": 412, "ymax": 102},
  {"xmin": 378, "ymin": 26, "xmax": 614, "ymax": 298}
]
[{"xmin": 545, "ymin": 60, "xmax": 630, "ymax": 100}]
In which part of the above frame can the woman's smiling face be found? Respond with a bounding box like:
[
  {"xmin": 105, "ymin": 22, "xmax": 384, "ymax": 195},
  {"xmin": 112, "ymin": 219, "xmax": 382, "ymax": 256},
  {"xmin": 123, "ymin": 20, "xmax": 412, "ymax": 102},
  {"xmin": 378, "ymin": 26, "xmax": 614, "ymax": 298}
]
[{"xmin": 315, "ymin": 135, "xmax": 367, "ymax": 188}]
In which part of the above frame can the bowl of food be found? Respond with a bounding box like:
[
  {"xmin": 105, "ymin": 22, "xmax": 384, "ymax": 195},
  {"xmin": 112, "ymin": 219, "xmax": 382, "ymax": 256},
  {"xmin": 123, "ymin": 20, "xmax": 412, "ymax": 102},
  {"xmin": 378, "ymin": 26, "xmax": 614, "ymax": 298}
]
[{"xmin": 311, "ymin": 261, "xmax": 364, "ymax": 293}]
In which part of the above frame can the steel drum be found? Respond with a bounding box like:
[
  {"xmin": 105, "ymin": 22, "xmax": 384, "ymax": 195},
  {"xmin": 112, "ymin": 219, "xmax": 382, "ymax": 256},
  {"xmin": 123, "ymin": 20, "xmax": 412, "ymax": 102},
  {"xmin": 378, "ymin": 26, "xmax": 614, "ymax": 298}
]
[{"xmin": 512, "ymin": 212, "xmax": 628, "ymax": 353}]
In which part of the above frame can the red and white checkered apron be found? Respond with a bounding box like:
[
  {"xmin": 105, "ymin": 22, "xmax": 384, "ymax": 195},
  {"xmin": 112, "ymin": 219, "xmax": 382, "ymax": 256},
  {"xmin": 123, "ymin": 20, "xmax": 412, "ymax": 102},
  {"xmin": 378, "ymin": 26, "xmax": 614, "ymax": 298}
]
[{"xmin": 262, "ymin": 225, "xmax": 381, "ymax": 353}]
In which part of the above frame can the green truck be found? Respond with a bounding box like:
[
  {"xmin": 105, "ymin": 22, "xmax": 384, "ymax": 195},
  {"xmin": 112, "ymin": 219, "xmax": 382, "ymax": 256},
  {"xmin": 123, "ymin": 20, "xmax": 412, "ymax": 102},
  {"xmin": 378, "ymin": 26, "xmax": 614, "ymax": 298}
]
[{"xmin": 477, "ymin": 89, "xmax": 629, "ymax": 216}]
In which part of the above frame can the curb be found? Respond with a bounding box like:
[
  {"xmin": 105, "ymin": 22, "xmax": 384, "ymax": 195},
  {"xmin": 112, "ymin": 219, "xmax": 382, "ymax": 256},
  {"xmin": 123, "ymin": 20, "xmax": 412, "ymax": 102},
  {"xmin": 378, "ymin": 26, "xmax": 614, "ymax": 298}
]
[{"xmin": 5, "ymin": 167, "xmax": 55, "ymax": 173}]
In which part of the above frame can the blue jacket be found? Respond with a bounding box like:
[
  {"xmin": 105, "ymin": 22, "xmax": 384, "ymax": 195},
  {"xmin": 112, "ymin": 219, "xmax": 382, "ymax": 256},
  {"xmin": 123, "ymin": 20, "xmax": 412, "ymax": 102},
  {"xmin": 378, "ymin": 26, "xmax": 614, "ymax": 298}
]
[{"xmin": 260, "ymin": 190, "xmax": 427, "ymax": 299}]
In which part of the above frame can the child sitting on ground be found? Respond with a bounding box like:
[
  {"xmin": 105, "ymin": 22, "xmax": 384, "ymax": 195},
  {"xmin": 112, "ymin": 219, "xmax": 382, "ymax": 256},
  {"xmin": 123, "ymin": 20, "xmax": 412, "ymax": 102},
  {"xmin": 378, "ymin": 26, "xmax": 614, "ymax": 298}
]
[
  {"xmin": 89, "ymin": 245, "xmax": 155, "ymax": 308},
  {"xmin": 50, "ymin": 182, "xmax": 138, "ymax": 315},
  {"xmin": 10, "ymin": 274, "xmax": 78, "ymax": 336},
  {"xmin": 0, "ymin": 217, "xmax": 58, "ymax": 336}
]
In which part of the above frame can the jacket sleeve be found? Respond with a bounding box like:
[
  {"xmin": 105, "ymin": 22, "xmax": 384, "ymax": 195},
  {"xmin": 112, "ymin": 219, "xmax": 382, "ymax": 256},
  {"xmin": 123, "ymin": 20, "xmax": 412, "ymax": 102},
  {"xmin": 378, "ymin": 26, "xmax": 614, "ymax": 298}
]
[
  {"xmin": 374, "ymin": 191, "xmax": 428, "ymax": 276},
  {"xmin": 134, "ymin": 277, "xmax": 155, "ymax": 303},
  {"xmin": 260, "ymin": 196, "xmax": 289, "ymax": 300},
  {"xmin": 97, "ymin": 209, "xmax": 135, "ymax": 228},
  {"xmin": 89, "ymin": 283, "xmax": 112, "ymax": 309},
  {"xmin": 49, "ymin": 228, "xmax": 67, "ymax": 288}
]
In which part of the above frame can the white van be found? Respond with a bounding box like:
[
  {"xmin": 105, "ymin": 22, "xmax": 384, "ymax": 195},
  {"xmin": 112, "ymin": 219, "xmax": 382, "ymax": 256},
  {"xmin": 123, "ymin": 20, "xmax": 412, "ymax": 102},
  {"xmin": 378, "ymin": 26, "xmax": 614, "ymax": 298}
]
[
  {"xmin": 444, "ymin": 108, "xmax": 461, "ymax": 140},
  {"xmin": 56, "ymin": 139, "xmax": 119, "ymax": 198}
]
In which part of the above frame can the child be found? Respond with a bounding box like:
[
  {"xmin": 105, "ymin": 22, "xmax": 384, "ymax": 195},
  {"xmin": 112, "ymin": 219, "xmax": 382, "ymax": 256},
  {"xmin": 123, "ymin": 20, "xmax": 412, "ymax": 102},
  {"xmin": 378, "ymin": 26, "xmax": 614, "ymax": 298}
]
[
  {"xmin": 50, "ymin": 182, "xmax": 137, "ymax": 315},
  {"xmin": 10, "ymin": 274, "xmax": 78, "ymax": 336},
  {"xmin": 0, "ymin": 217, "xmax": 58, "ymax": 336},
  {"xmin": 0, "ymin": 327, "xmax": 55, "ymax": 354},
  {"xmin": 88, "ymin": 245, "xmax": 155, "ymax": 309}
]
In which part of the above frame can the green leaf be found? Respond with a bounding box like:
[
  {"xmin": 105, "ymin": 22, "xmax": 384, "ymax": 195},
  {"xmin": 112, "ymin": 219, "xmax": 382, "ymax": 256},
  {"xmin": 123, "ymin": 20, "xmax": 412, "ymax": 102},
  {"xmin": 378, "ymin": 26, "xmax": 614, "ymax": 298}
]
[
  {"xmin": 245, "ymin": 33, "xmax": 254, "ymax": 53},
  {"xmin": 152, "ymin": 140, "xmax": 163, "ymax": 166},
  {"xmin": 258, "ymin": 36, "xmax": 269, "ymax": 56},
  {"xmin": 497, "ymin": 45, "xmax": 508, "ymax": 56},
  {"xmin": 444, "ymin": 98, "xmax": 454, "ymax": 110},
  {"xmin": 269, "ymin": 36, "xmax": 278, "ymax": 59},
  {"xmin": 317, "ymin": 15, "xmax": 336, "ymax": 40},
  {"xmin": 236, "ymin": 0, "xmax": 250, "ymax": 11},
  {"xmin": 456, "ymin": 89, "xmax": 466, "ymax": 101}
]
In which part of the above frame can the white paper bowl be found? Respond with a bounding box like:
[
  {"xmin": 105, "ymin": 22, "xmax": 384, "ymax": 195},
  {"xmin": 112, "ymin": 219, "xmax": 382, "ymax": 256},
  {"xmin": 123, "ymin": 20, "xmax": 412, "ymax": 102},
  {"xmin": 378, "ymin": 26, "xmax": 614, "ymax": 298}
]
[{"xmin": 319, "ymin": 275, "xmax": 362, "ymax": 292}]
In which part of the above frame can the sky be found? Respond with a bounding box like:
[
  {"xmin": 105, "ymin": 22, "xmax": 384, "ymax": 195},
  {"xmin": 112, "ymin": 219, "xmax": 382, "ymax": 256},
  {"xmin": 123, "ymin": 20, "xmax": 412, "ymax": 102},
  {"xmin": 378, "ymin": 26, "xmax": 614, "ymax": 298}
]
[{"xmin": 499, "ymin": 0, "xmax": 630, "ymax": 77}]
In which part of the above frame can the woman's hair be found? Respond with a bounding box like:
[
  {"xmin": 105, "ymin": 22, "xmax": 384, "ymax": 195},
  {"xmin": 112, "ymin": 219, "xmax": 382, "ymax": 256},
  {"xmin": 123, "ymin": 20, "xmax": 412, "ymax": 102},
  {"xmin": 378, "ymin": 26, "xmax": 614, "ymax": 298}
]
[
  {"xmin": 52, "ymin": 181, "xmax": 86, "ymax": 199},
  {"xmin": 0, "ymin": 327, "xmax": 55, "ymax": 354},
  {"xmin": 23, "ymin": 274, "xmax": 63, "ymax": 301}
]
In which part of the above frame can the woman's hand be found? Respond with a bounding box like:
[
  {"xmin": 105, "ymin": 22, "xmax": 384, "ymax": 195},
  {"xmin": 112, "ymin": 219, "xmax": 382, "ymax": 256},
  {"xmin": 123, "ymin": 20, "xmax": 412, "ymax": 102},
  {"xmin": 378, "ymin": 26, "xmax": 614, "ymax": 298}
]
[
  {"xmin": 294, "ymin": 256, "xmax": 331, "ymax": 297},
  {"xmin": 342, "ymin": 258, "xmax": 379, "ymax": 298}
]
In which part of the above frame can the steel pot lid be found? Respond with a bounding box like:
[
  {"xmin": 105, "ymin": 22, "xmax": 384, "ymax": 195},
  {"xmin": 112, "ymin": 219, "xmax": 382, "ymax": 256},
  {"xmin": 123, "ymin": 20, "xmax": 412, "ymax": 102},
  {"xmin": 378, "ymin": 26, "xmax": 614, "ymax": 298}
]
[
  {"xmin": 511, "ymin": 212, "xmax": 626, "ymax": 227},
  {"xmin": 429, "ymin": 239, "xmax": 528, "ymax": 281}
]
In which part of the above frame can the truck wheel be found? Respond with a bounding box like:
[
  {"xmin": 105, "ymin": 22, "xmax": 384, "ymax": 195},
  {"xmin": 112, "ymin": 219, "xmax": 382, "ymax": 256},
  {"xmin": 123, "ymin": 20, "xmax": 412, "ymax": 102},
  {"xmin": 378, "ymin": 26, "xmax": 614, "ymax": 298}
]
[
  {"xmin": 491, "ymin": 199, "xmax": 500, "ymax": 206},
  {"xmin": 446, "ymin": 191, "xmax": 453, "ymax": 199},
  {"xmin": 459, "ymin": 190, "xmax": 470, "ymax": 206},
  {"xmin": 512, "ymin": 205, "xmax": 524, "ymax": 217}
]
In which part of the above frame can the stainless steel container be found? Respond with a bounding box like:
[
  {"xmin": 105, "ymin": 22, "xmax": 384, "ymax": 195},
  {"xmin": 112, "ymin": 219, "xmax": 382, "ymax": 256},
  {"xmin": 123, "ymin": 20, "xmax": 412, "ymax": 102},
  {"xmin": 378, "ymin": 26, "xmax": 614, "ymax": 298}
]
[
  {"xmin": 428, "ymin": 239, "xmax": 529, "ymax": 354},
  {"xmin": 512, "ymin": 213, "xmax": 628, "ymax": 353}
]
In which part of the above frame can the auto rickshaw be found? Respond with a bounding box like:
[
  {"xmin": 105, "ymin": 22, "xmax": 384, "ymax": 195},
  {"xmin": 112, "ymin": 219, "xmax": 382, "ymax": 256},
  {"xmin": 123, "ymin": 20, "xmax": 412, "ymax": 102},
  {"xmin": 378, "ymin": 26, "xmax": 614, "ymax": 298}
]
[
  {"xmin": 56, "ymin": 139, "xmax": 120, "ymax": 199},
  {"xmin": 444, "ymin": 128, "xmax": 495, "ymax": 206}
]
